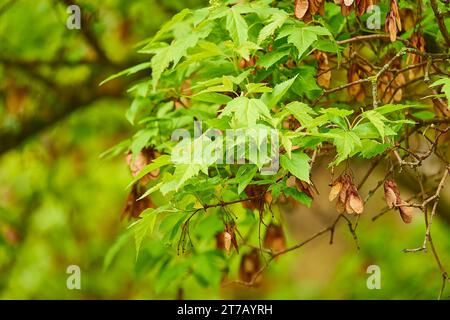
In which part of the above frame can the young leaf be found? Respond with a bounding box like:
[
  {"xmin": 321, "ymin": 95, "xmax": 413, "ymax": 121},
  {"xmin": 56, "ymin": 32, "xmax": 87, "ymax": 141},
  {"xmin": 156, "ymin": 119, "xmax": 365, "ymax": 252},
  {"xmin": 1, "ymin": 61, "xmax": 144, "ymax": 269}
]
[
  {"xmin": 332, "ymin": 130, "xmax": 362, "ymax": 165},
  {"xmin": 221, "ymin": 96, "xmax": 272, "ymax": 127},
  {"xmin": 278, "ymin": 25, "xmax": 332, "ymax": 58}
]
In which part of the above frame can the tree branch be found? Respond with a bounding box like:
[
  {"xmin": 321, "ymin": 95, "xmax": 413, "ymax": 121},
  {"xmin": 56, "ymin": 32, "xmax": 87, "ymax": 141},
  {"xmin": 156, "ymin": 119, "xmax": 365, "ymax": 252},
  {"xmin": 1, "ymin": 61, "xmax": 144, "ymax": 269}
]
[
  {"xmin": 429, "ymin": 0, "xmax": 450, "ymax": 47},
  {"xmin": 0, "ymin": 85, "xmax": 125, "ymax": 156},
  {"xmin": 60, "ymin": 0, "xmax": 114, "ymax": 66}
]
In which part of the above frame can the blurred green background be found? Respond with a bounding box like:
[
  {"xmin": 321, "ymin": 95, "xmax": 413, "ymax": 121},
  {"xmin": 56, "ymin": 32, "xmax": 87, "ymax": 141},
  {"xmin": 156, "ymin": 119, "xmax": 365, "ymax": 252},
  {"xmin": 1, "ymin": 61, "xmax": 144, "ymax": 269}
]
[{"xmin": 0, "ymin": 0, "xmax": 449, "ymax": 299}]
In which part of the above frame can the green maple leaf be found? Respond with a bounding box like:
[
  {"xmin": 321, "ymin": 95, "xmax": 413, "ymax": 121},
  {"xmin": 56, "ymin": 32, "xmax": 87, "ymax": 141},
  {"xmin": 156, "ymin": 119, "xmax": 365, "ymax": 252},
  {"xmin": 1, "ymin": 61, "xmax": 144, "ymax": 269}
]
[
  {"xmin": 221, "ymin": 96, "xmax": 272, "ymax": 128},
  {"xmin": 278, "ymin": 24, "xmax": 332, "ymax": 58}
]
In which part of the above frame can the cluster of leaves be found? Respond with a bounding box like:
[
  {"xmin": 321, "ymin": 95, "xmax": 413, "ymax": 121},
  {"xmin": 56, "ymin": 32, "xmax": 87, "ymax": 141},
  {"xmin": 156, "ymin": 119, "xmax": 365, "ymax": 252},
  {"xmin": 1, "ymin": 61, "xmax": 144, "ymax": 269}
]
[{"xmin": 103, "ymin": 0, "xmax": 449, "ymax": 292}]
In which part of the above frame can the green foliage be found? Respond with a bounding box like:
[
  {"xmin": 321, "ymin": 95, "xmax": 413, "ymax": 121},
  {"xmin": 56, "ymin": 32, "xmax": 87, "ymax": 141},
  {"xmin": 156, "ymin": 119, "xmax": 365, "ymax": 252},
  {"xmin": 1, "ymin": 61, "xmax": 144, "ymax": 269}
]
[
  {"xmin": 2, "ymin": 0, "xmax": 448, "ymax": 299},
  {"xmin": 99, "ymin": 0, "xmax": 443, "ymax": 293}
]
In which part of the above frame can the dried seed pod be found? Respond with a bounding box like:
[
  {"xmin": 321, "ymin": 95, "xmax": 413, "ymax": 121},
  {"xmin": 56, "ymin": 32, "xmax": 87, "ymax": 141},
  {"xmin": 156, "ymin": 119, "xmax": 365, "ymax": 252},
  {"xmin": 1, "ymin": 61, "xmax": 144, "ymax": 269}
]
[
  {"xmin": 309, "ymin": 0, "xmax": 325, "ymax": 16},
  {"xmin": 263, "ymin": 223, "xmax": 287, "ymax": 253},
  {"xmin": 294, "ymin": 0, "xmax": 309, "ymax": 19},
  {"xmin": 347, "ymin": 62, "xmax": 367, "ymax": 102},
  {"xmin": 384, "ymin": 179, "xmax": 413, "ymax": 223},
  {"xmin": 239, "ymin": 249, "xmax": 261, "ymax": 283},
  {"xmin": 391, "ymin": 0, "xmax": 402, "ymax": 31},
  {"xmin": 406, "ymin": 32, "xmax": 426, "ymax": 79},
  {"xmin": 384, "ymin": 180, "xmax": 398, "ymax": 209},
  {"xmin": 392, "ymin": 73, "xmax": 405, "ymax": 101},
  {"xmin": 356, "ymin": 0, "xmax": 367, "ymax": 16},
  {"xmin": 385, "ymin": 0, "xmax": 401, "ymax": 42},
  {"xmin": 339, "ymin": 176, "xmax": 351, "ymax": 204},
  {"xmin": 348, "ymin": 192, "xmax": 364, "ymax": 214},
  {"xmin": 385, "ymin": 11, "xmax": 398, "ymax": 42},
  {"xmin": 398, "ymin": 202, "xmax": 413, "ymax": 224},
  {"xmin": 296, "ymin": 180, "xmax": 315, "ymax": 199},
  {"xmin": 224, "ymin": 223, "xmax": 239, "ymax": 254},
  {"xmin": 329, "ymin": 180, "xmax": 343, "ymax": 202},
  {"xmin": 247, "ymin": 56, "xmax": 257, "ymax": 67},
  {"xmin": 330, "ymin": 174, "xmax": 364, "ymax": 215},
  {"xmin": 243, "ymin": 184, "xmax": 268, "ymax": 211},
  {"xmin": 285, "ymin": 59, "xmax": 297, "ymax": 69},
  {"xmin": 345, "ymin": 197, "xmax": 355, "ymax": 214},
  {"xmin": 264, "ymin": 191, "xmax": 273, "ymax": 205},
  {"xmin": 224, "ymin": 231, "xmax": 232, "ymax": 254},
  {"xmin": 336, "ymin": 199, "xmax": 346, "ymax": 214},
  {"xmin": 341, "ymin": 0, "xmax": 353, "ymax": 16},
  {"xmin": 215, "ymin": 232, "xmax": 225, "ymax": 250}
]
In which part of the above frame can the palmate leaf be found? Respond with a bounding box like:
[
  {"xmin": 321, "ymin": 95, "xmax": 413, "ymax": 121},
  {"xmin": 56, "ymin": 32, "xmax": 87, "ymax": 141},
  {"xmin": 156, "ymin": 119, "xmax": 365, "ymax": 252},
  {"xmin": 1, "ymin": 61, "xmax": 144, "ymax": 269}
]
[
  {"xmin": 141, "ymin": 8, "xmax": 192, "ymax": 46},
  {"xmin": 331, "ymin": 129, "xmax": 362, "ymax": 165},
  {"xmin": 151, "ymin": 25, "xmax": 212, "ymax": 90},
  {"xmin": 278, "ymin": 24, "xmax": 332, "ymax": 59},
  {"xmin": 163, "ymin": 135, "xmax": 224, "ymax": 195},
  {"xmin": 220, "ymin": 96, "xmax": 272, "ymax": 128}
]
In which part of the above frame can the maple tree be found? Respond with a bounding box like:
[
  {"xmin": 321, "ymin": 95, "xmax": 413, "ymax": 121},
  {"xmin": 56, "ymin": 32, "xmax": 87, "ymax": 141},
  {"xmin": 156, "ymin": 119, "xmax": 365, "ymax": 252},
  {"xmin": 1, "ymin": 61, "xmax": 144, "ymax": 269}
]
[{"xmin": 103, "ymin": 0, "xmax": 450, "ymax": 298}]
